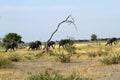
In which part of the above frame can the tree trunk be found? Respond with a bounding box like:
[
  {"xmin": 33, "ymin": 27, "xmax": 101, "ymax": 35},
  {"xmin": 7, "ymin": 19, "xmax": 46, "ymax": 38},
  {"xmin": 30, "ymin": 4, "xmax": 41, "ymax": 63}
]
[{"xmin": 45, "ymin": 15, "xmax": 77, "ymax": 52}]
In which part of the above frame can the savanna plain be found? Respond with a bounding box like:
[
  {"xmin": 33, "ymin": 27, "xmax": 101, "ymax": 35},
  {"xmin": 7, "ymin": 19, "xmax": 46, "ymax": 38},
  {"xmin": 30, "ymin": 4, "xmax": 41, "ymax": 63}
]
[{"xmin": 0, "ymin": 41, "xmax": 120, "ymax": 80}]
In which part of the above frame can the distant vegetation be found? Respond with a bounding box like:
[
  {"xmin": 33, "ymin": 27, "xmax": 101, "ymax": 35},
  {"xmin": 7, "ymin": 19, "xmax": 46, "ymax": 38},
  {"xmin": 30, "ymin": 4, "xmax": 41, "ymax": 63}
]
[
  {"xmin": 1, "ymin": 32, "xmax": 120, "ymax": 44},
  {"xmin": 91, "ymin": 34, "xmax": 97, "ymax": 41},
  {"xmin": 3, "ymin": 32, "xmax": 22, "ymax": 43}
]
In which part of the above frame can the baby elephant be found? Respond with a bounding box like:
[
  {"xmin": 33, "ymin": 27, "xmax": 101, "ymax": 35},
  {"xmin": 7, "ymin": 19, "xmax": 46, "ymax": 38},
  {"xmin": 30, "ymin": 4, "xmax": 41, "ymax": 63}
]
[{"xmin": 105, "ymin": 37, "xmax": 117, "ymax": 46}]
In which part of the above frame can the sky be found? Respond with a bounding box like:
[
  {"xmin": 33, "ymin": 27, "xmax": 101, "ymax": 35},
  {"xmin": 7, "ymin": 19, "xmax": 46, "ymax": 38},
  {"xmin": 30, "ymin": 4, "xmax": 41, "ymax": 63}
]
[{"xmin": 0, "ymin": 0, "xmax": 120, "ymax": 42}]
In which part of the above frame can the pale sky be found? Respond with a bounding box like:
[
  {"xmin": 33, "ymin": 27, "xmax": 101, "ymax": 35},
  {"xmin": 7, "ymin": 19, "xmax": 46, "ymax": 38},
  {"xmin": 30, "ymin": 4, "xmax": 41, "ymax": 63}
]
[{"xmin": 0, "ymin": 0, "xmax": 120, "ymax": 42}]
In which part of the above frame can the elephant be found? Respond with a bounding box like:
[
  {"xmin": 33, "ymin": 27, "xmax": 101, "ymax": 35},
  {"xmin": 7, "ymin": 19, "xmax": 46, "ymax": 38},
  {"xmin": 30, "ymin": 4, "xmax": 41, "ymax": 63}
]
[
  {"xmin": 59, "ymin": 39, "xmax": 70, "ymax": 48},
  {"xmin": 5, "ymin": 42, "xmax": 18, "ymax": 52},
  {"xmin": 28, "ymin": 40, "xmax": 42, "ymax": 51},
  {"xmin": 105, "ymin": 37, "xmax": 117, "ymax": 46},
  {"xmin": 43, "ymin": 41, "xmax": 55, "ymax": 49},
  {"xmin": 47, "ymin": 41, "xmax": 55, "ymax": 49}
]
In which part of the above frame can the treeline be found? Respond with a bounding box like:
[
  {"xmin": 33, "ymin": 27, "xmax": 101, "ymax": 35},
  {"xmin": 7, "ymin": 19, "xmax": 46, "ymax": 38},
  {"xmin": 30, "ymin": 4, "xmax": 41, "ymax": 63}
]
[
  {"xmin": 69, "ymin": 38, "xmax": 120, "ymax": 43},
  {"xmin": 1, "ymin": 38, "xmax": 119, "ymax": 44},
  {"xmin": 0, "ymin": 32, "xmax": 120, "ymax": 43}
]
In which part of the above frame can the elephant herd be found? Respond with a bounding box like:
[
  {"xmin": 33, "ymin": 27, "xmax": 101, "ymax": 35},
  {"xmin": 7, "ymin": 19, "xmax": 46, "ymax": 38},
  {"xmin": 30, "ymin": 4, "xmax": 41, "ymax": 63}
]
[
  {"xmin": 3, "ymin": 37, "xmax": 118, "ymax": 52},
  {"xmin": 3, "ymin": 39, "xmax": 70, "ymax": 52}
]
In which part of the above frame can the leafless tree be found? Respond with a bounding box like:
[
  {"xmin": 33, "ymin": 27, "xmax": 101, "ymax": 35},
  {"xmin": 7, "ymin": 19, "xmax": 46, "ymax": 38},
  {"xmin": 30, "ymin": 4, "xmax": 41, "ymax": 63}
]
[{"xmin": 45, "ymin": 15, "xmax": 77, "ymax": 52}]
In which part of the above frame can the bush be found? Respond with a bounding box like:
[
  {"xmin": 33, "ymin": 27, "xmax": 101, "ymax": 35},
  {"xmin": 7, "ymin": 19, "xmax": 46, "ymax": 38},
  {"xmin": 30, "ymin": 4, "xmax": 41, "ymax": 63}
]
[
  {"xmin": 25, "ymin": 70, "xmax": 91, "ymax": 80},
  {"xmin": 56, "ymin": 53, "xmax": 72, "ymax": 63},
  {"xmin": 64, "ymin": 44, "xmax": 76, "ymax": 54},
  {"xmin": 100, "ymin": 53, "xmax": 120, "ymax": 65},
  {"xmin": 9, "ymin": 54, "xmax": 21, "ymax": 62}
]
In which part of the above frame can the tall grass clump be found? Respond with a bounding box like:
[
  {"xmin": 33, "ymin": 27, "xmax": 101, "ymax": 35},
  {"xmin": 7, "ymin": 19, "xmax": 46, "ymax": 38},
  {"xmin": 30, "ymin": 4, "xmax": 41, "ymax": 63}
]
[
  {"xmin": 100, "ymin": 53, "xmax": 120, "ymax": 65},
  {"xmin": 0, "ymin": 56, "xmax": 11, "ymax": 68},
  {"xmin": 8, "ymin": 54, "xmax": 21, "ymax": 62},
  {"xmin": 87, "ymin": 51, "xmax": 108, "ymax": 58},
  {"xmin": 25, "ymin": 70, "xmax": 91, "ymax": 80},
  {"xmin": 56, "ymin": 53, "xmax": 72, "ymax": 63},
  {"xmin": 87, "ymin": 45, "xmax": 109, "ymax": 58}
]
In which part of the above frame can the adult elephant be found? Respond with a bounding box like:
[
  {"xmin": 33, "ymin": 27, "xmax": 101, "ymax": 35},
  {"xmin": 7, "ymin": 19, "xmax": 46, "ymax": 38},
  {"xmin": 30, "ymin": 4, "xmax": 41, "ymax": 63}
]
[
  {"xmin": 5, "ymin": 42, "xmax": 18, "ymax": 52},
  {"xmin": 59, "ymin": 39, "xmax": 70, "ymax": 48},
  {"xmin": 43, "ymin": 41, "xmax": 55, "ymax": 50},
  {"xmin": 105, "ymin": 37, "xmax": 118, "ymax": 46},
  {"xmin": 47, "ymin": 41, "xmax": 55, "ymax": 49},
  {"xmin": 28, "ymin": 40, "xmax": 42, "ymax": 51}
]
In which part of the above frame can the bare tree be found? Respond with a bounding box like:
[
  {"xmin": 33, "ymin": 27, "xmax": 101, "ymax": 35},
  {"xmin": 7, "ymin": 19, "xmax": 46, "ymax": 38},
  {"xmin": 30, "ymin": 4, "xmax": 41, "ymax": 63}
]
[{"xmin": 45, "ymin": 15, "xmax": 77, "ymax": 52}]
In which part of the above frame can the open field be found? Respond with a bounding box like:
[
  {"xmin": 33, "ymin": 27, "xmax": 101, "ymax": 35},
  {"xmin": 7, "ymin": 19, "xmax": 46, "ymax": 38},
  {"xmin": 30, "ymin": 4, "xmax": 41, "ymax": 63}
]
[{"xmin": 0, "ymin": 41, "xmax": 120, "ymax": 80}]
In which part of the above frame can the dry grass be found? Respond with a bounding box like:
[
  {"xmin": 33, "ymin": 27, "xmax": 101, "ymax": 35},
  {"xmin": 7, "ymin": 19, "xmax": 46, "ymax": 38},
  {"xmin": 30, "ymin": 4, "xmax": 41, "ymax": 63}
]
[{"xmin": 0, "ymin": 41, "xmax": 120, "ymax": 80}]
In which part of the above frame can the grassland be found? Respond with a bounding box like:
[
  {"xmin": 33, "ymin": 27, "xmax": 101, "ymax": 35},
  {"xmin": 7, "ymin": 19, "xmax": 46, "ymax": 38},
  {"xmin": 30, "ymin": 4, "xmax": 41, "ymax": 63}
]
[{"xmin": 0, "ymin": 41, "xmax": 120, "ymax": 80}]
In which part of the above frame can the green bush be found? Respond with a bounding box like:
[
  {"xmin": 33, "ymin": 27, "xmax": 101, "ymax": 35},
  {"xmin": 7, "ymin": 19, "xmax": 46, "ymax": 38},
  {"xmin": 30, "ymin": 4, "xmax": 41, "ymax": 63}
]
[{"xmin": 25, "ymin": 70, "xmax": 91, "ymax": 80}]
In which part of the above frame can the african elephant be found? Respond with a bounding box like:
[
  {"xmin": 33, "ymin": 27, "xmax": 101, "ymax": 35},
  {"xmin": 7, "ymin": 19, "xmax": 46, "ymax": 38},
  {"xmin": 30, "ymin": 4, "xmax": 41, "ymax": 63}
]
[
  {"xmin": 43, "ymin": 41, "xmax": 55, "ymax": 50},
  {"xmin": 5, "ymin": 42, "xmax": 18, "ymax": 52},
  {"xmin": 28, "ymin": 40, "xmax": 42, "ymax": 51},
  {"xmin": 59, "ymin": 39, "xmax": 70, "ymax": 48},
  {"xmin": 105, "ymin": 37, "xmax": 117, "ymax": 46}
]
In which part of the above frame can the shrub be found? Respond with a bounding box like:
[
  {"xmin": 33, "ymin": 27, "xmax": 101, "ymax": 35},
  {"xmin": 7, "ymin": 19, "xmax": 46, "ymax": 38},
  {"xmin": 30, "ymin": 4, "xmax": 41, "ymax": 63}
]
[
  {"xmin": 56, "ymin": 53, "xmax": 72, "ymax": 63},
  {"xmin": 64, "ymin": 44, "xmax": 76, "ymax": 54},
  {"xmin": 9, "ymin": 54, "xmax": 21, "ymax": 62},
  {"xmin": 25, "ymin": 70, "xmax": 91, "ymax": 80},
  {"xmin": 100, "ymin": 53, "xmax": 120, "ymax": 65}
]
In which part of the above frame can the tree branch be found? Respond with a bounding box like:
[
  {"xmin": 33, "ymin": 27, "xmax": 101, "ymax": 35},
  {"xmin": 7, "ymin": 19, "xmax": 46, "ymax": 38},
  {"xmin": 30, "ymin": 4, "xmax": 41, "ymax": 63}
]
[{"xmin": 45, "ymin": 15, "xmax": 77, "ymax": 52}]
